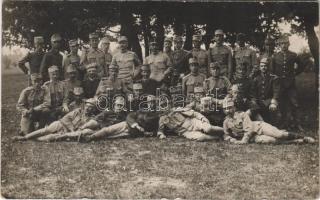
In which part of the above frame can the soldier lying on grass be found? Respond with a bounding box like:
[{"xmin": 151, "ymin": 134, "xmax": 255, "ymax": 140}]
[{"xmin": 222, "ymin": 99, "xmax": 315, "ymax": 144}]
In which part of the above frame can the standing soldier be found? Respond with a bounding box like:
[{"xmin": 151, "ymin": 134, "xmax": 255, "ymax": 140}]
[
  {"xmin": 252, "ymin": 58, "xmax": 280, "ymax": 125},
  {"xmin": 40, "ymin": 33, "xmax": 63, "ymax": 82},
  {"xmin": 80, "ymin": 33, "xmax": 106, "ymax": 77},
  {"xmin": 163, "ymin": 37, "xmax": 174, "ymax": 62},
  {"xmin": 182, "ymin": 58, "xmax": 206, "ymax": 97},
  {"xmin": 62, "ymin": 65, "xmax": 82, "ymax": 112},
  {"xmin": 144, "ymin": 40, "xmax": 172, "ymax": 86},
  {"xmin": 191, "ymin": 35, "xmax": 209, "ymax": 76},
  {"xmin": 82, "ymin": 63, "xmax": 101, "ymax": 99},
  {"xmin": 16, "ymin": 73, "xmax": 51, "ymax": 135},
  {"xmin": 259, "ymin": 35, "xmax": 276, "ymax": 66},
  {"xmin": 43, "ymin": 65, "xmax": 68, "ymax": 123},
  {"xmin": 208, "ymin": 29, "xmax": 233, "ymax": 81},
  {"xmin": 233, "ymin": 33, "xmax": 258, "ymax": 80},
  {"xmin": 172, "ymin": 36, "xmax": 192, "ymax": 75},
  {"xmin": 271, "ymin": 35, "xmax": 304, "ymax": 131},
  {"xmin": 111, "ymin": 36, "xmax": 142, "ymax": 85},
  {"xmin": 18, "ymin": 36, "xmax": 45, "ymax": 86},
  {"xmin": 101, "ymin": 36, "xmax": 113, "ymax": 75},
  {"xmin": 204, "ymin": 62, "xmax": 231, "ymax": 98},
  {"xmin": 63, "ymin": 39, "xmax": 80, "ymax": 76}
]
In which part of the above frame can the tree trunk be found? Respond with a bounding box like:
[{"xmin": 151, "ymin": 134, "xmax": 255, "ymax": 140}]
[
  {"xmin": 155, "ymin": 16, "xmax": 165, "ymax": 52},
  {"xmin": 184, "ymin": 23, "xmax": 193, "ymax": 51},
  {"xmin": 120, "ymin": 4, "xmax": 143, "ymax": 60},
  {"xmin": 141, "ymin": 14, "xmax": 151, "ymax": 57},
  {"xmin": 305, "ymin": 22, "xmax": 319, "ymax": 73}
]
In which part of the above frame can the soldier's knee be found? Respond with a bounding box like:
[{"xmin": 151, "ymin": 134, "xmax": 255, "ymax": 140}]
[{"xmin": 254, "ymin": 135, "xmax": 277, "ymax": 144}]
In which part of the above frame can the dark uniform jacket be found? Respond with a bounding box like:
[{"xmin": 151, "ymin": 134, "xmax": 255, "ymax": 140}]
[
  {"xmin": 18, "ymin": 51, "xmax": 45, "ymax": 74},
  {"xmin": 126, "ymin": 111, "xmax": 160, "ymax": 136},
  {"xmin": 82, "ymin": 77, "xmax": 100, "ymax": 98},
  {"xmin": 252, "ymin": 73, "xmax": 280, "ymax": 107},
  {"xmin": 271, "ymin": 50, "xmax": 303, "ymax": 89},
  {"xmin": 40, "ymin": 49, "xmax": 63, "ymax": 81},
  {"xmin": 94, "ymin": 110, "xmax": 127, "ymax": 129}
]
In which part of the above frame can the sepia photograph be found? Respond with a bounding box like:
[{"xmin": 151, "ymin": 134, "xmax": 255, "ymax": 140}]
[{"xmin": 1, "ymin": 0, "xmax": 319, "ymax": 199}]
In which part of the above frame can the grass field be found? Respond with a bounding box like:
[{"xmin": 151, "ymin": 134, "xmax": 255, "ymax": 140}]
[{"xmin": 1, "ymin": 71, "xmax": 319, "ymax": 199}]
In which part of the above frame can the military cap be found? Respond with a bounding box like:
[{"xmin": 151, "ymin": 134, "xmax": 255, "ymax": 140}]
[
  {"xmin": 86, "ymin": 63, "xmax": 98, "ymax": 70},
  {"xmin": 68, "ymin": 39, "xmax": 78, "ymax": 47},
  {"xmin": 34, "ymin": 36, "xmax": 44, "ymax": 44},
  {"xmin": 114, "ymin": 96, "xmax": 125, "ymax": 105},
  {"xmin": 89, "ymin": 32, "xmax": 99, "ymax": 39},
  {"xmin": 222, "ymin": 99, "xmax": 234, "ymax": 109},
  {"xmin": 236, "ymin": 33, "xmax": 246, "ymax": 41},
  {"xmin": 85, "ymin": 98, "xmax": 96, "ymax": 106},
  {"xmin": 48, "ymin": 65, "xmax": 59, "ymax": 73},
  {"xmin": 118, "ymin": 36, "xmax": 128, "ymax": 43},
  {"xmin": 192, "ymin": 35, "xmax": 202, "ymax": 41},
  {"xmin": 189, "ymin": 58, "xmax": 199, "ymax": 65},
  {"xmin": 214, "ymin": 29, "xmax": 224, "ymax": 35},
  {"xmin": 108, "ymin": 64, "xmax": 119, "ymax": 70},
  {"xmin": 51, "ymin": 34, "xmax": 62, "ymax": 42},
  {"xmin": 164, "ymin": 37, "xmax": 173, "ymax": 43},
  {"xmin": 66, "ymin": 64, "xmax": 77, "ymax": 73},
  {"xmin": 101, "ymin": 37, "xmax": 110, "ymax": 44},
  {"xmin": 30, "ymin": 73, "xmax": 42, "ymax": 81},
  {"xmin": 73, "ymin": 87, "xmax": 84, "ymax": 96},
  {"xmin": 132, "ymin": 83, "xmax": 143, "ymax": 90},
  {"xmin": 260, "ymin": 58, "xmax": 268, "ymax": 65},
  {"xmin": 194, "ymin": 87, "xmax": 204, "ymax": 93},
  {"xmin": 200, "ymin": 97, "xmax": 212, "ymax": 105},
  {"xmin": 210, "ymin": 62, "xmax": 220, "ymax": 69},
  {"xmin": 173, "ymin": 36, "xmax": 183, "ymax": 42}
]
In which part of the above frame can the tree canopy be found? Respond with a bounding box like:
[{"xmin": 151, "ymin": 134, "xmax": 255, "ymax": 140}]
[{"xmin": 2, "ymin": 1, "xmax": 318, "ymax": 68}]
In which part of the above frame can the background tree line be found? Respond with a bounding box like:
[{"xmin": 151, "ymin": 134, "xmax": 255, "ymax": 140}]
[{"xmin": 2, "ymin": 1, "xmax": 318, "ymax": 72}]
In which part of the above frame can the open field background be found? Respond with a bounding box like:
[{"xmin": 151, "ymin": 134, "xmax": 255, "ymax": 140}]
[{"xmin": 1, "ymin": 69, "xmax": 319, "ymax": 199}]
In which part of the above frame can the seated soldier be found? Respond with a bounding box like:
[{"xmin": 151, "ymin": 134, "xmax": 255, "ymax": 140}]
[
  {"xmin": 252, "ymin": 58, "xmax": 281, "ymax": 125},
  {"xmin": 95, "ymin": 64, "xmax": 129, "ymax": 98},
  {"xmin": 182, "ymin": 58, "xmax": 206, "ymax": 97},
  {"xmin": 12, "ymin": 98, "xmax": 97, "ymax": 142},
  {"xmin": 128, "ymin": 83, "xmax": 145, "ymax": 111},
  {"xmin": 16, "ymin": 73, "xmax": 51, "ymax": 135},
  {"xmin": 67, "ymin": 87, "xmax": 86, "ymax": 111},
  {"xmin": 62, "ymin": 64, "xmax": 82, "ymax": 112},
  {"xmin": 157, "ymin": 105, "xmax": 224, "ymax": 142},
  {"xmin": 81, "ymin": 95, "xmax": 160, "ymax": 142},
  {"xmin": 82, "ymin": 63, "xmax": 100, "ymax": 98},
  {"xmin": 43, "ymin": 65, "xmax": 69, "ymax": 123},
  {"xmin": 49, "ymin": 96, "xmax": 128, "ymax": 142},
  {"xmin": 222, "ymin": 99, "xmax": 315, "ymax": 144},
  {"xmin": 204, "ymin": 62, "xmax": 231, "ymax": 98},
  {"xmin": 136, "ymin": 64, "xmax": 161, "ymax": 96}
]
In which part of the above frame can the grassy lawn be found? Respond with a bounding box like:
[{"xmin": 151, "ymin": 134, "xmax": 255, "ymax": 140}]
[{"xmin": 1, "ymin": 71, "xmax": 319, "ymax": 199}]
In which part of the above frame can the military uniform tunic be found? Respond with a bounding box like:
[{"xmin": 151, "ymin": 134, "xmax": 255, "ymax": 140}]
[
  {"xmin": 233, "ymin": 46, "xmax": 257, "ymax": 79},
  {"xmin": 40, "ymin": 49, "xmax": 63, "ymax": 82},
  {"xmin": 182, "ymin": 73, "xmax": 206, "ymax": 96},
  {"xmin": 17, "ymin": 86, "xmax": 51, "ymax": 134},
  {"xmin": 111, "ymin": 50, "xmax": 142, "ymax": 82},
  {"xmin": 144, "ymin": 52, "xmax": 172, "ymax": 82},
  {"xmin": 63, "ymin": 79, "xmax": 82, "ymax": 105},
  {"xmin": 208, "ymin": 45, "xmax": 233, "ymax": 79},
  {"xmin": 95, "ymin": 77, "xmax": 127, "ymax": 97},
  {"xmin": 80, "ymin": 47, "xmax": 106, "ymax": 76},
  {"xmin": 203, "ymin": 76, "xmax": 231, "ymax": 97},
  {"xmin": 172, "ymin": 49, "xmax": 191, "ymax": 74},
  {"xmin": 43, "ymin": 80, "xmax": 67, "ymax": 109},
  {"xmin": 191, "ymin": 48, "xmax": 209, "ymax": 75},
  {"xmin": 18, "ymin": 51, "xmax": 45, "ymax": 74},
  {"xmin": 82, "ymin": 77, "xmax": 100, "ymax": 98}
]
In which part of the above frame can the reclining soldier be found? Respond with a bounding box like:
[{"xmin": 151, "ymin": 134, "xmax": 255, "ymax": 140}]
[
  {"xmin": 12, "ymin": 98, "xmax": 97, "ymax": 142},
  {"xmin": 222, "ymin": 99, "xmax": 315, "ymax": 144}
]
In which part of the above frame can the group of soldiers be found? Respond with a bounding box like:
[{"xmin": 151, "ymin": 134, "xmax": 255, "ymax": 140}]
[{"xmin": 12, "ymin": 29, "xmax": 316, "ymax": 144}]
